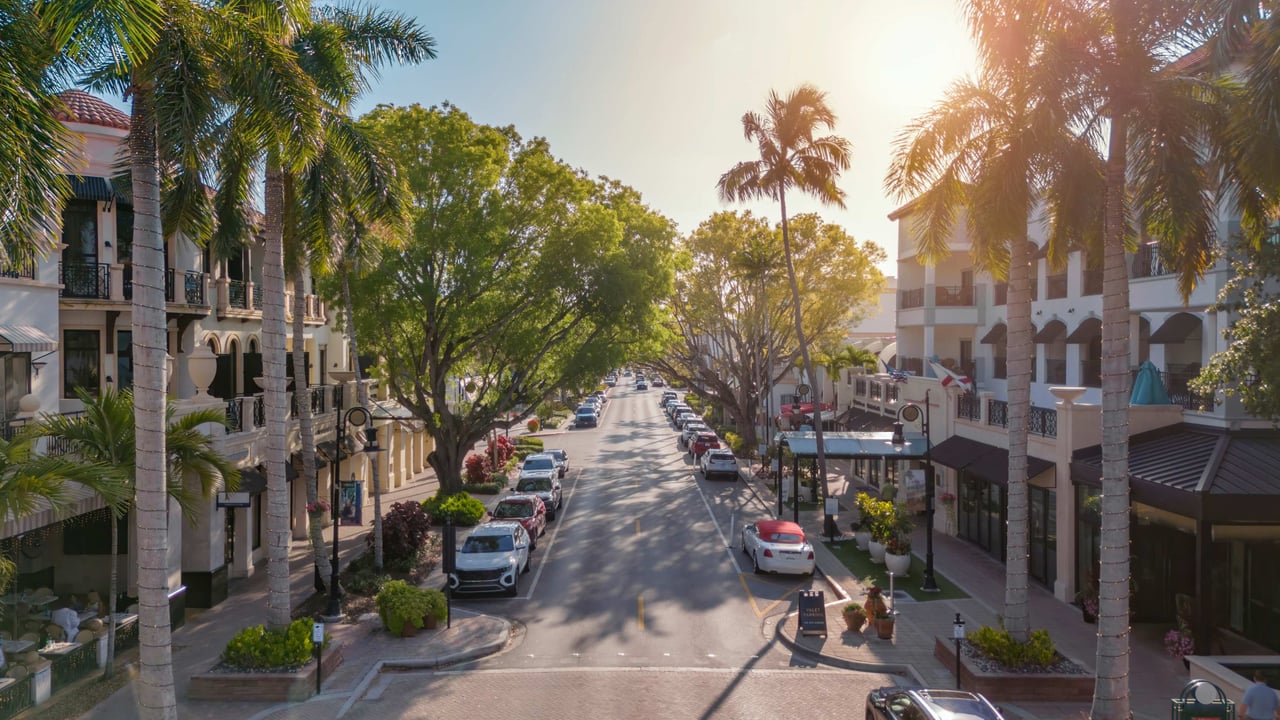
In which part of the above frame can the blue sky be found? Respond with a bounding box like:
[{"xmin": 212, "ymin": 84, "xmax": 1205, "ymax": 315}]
[{"xmin": 109, "ymin": 1, "xmax": 981, "ymax": 273}]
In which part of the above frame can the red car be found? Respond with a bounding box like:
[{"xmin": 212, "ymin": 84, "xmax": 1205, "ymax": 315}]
[
  {"xmin": 488, "ymin": 494, "xmax": 547, "ymax": 547},
  {"xmin": 689, "ymin": 432, "xmax": 721, "ymax": 460}
]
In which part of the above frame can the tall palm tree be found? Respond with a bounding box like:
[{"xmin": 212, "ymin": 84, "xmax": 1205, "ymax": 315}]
[
  {"xmin": 38, "ymin": 388, "xmax": 237, "ymax": 679},
  {"xmin": 884, "ymin": 0, "xmax": 1093, "ymax": 640},
  {"xmin": 215, "ymin": 4, "xmax": 432, "ymax": 610},
  {"xmin": 1033, "ymin": 1, "xmax": 1234, "ymax": 714},
  {"xmin": 718, "ymin": 85, "xmax": 852, "ymax": 499}
]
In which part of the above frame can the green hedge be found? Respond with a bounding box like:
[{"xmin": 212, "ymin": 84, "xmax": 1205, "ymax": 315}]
[
  {"xmin": 421, "ymin": 492, "xmax": 486, "ymax": 525},
  {"xmin": 969, "ymin": 625, "xmax": 1057, "ymax": 669},
  {"xmin": 222, "ymin": 619, "xmax": 319, "ymax": 670}
]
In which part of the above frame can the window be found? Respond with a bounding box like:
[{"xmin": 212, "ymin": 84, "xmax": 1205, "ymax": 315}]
[
  {"xmin": 116, "ymin": 206, "xmax": 133, "ymax": 262},
  {"xmin": 1, "ymin": 354, "xmax": 31, "ymax": 425},
  {"xmin": 116, "ymin": 330, "xmax": 133, "ymax": 390},
  {"xmin": 61, "ymin": 200, "xmax": 98, "ymax": 265},
  {"xmin": 63, "ymin": 329, "xmax": 100, "ymax": 398}
]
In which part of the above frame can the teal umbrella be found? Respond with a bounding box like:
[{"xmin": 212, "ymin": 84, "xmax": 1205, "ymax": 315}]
[{"xmin": 1130, "ymin": 360, "xmax": 1172, "ymax": 405}]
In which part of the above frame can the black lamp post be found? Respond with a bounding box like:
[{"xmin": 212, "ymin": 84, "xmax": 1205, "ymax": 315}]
[
  {"xmin": 892, "ymin": 389, "xmax": 939, "ymax": 592},
  {"xmin": 325, "ymin": 392, "xmax": 370, "ymax": 618}
]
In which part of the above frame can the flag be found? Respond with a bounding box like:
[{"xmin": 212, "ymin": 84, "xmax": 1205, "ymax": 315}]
[
  {"xmin": 932, "ymin": 362, "xmax": 973, "ymax": 391},
  {"xmin": 883, "ymin": 360, "xmax": 910, "ymax": 383}
]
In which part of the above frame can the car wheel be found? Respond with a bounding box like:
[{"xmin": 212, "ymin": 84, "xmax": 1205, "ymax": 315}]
[
  {"xmin": 752, "ymin": 552, "xmax": 762, "ymax": 574},
  {"xmin": 547, "ymin": 509, "xmax": 556, "ymax": 522}
]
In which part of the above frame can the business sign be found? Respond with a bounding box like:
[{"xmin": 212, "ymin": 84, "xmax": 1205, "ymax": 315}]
[
  {"xmin": 216, "ymin": 492, "xmax": 251, "ymax": 508},
  {"xmin": 797, "ymin": 589, "xmax": 827, "ymax": 637}
]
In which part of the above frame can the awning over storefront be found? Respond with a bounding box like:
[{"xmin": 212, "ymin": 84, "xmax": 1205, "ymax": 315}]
[
  {"xmin": 965, "ymin": 448, "xmax": 1054, "ymax": 487},
  {"xmin": 1, "ymin": 482, "xmax": 106, "ymax": 540},
  {"xmin": 979, "ymin": 324, "xmax": 1007, "ymax": 345},
  {"xmin": 1149, "ymin": 313, "xmax": 1202, "ymax": 344},
  {"xmin": 0, "ymin": 325, "xmax": 57, "ymax": 353},
  {"xmin": 928, "ymin": 435, "xmax": 996, "ymax": 470},
  {"xmin": 838, "ymin": 408, "xmax": 899, "ymax": 432},
  {"xmin": 776, "ymin": 430, "xmax": 930, "ymax": 459},
  {"xmin": 1032, "ymin": 321, "xmax": 1067, "ymax": 344},
  {"xmin": 1070, "ymin": 425, "xmax": 1280, "ymax": 523},
  {"xmin": 1064, "ymin": 317, "xmax": 1102, "ymax": 344},
  {"xmin": 238, "ymin": 467, "xmax": 266, "ymax": 495},
  {"xmin": 66, "ymin": 175, "xmax": 114, "ymax": 202}
]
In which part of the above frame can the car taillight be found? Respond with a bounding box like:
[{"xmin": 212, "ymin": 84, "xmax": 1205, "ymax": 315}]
[
  {"xmin": 807, "ymin": 551, "xmax": 815, "ymax": 559},
  {"xmin": 763, "ymin": 549, "xmax": 773, "ymax": 557}
]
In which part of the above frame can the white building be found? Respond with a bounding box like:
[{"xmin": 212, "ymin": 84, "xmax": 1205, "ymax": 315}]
[{"xmin": 0, "ymin": 91, "xmax": 431, "ymax": 618}]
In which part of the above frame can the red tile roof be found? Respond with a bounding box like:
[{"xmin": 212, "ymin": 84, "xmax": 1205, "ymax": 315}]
[{"xmin": 54, "ymin": 90, "xmax": 130, "ymax": 131}]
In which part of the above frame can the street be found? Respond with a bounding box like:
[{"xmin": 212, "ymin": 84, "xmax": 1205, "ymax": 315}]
[{"xmin": 344, "ymin": 380, "xmax": 899, "ymax": 718}]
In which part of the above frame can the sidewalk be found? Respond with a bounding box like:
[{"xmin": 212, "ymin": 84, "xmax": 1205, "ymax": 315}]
[
  {"xmin": 78, "ymin": 466, "xmax": 513, "ymax": 720},
  {"xmin": 742, "ymin": 462, "xmax": 1186, "ymax": 720}
]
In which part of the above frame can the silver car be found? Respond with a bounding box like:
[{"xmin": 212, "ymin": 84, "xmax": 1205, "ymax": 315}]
[
  {"xmin": 514, "ymin": 476, "xmax": 563, "ymax": 521},
  {"xmin": 449, "ymin": 522, "xmax": 531, "ymax": 597}
]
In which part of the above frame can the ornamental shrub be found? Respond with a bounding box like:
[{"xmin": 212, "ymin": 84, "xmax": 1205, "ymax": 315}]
[
  {"xmin": 514, "ymin": 436, "xmax": 544, "ymax": 451},
  {"xmin": 464, "ymin": 453, "xmax": 489, "ymax": 484},
  {"xmin": 423, "ymin": 492, "xmax": 486, "ymax": 525},
  {"xmin": 376, "ymin": 579, "xmax": 433, "ymax": 636},
  {"xmin": 526, "ymin": 418, "xmax": 540, "ymax": 433},
  {"xmin": 222, "ymin": 619, "xmax": 316, "ymax": 670},
  {"xmin": 722, "ymin": 430, "xmax": 746, "ymax": 456},
  {"xmin": 969, "ymin": 625, "xmax": 1056, "ymax": 669},
  {"xmin": 368, "ymin": 501, "xmax": 432, "ymax": 564},
  {"xmin": 486, "ymin": 435, "xmax": 516, "ymax": 468}
]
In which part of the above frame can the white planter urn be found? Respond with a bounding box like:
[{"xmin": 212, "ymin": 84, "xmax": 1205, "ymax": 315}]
[
  {"xmin": 869, "ymin": 540, "xmax": 886, "ymax": 564},
  {"xmin": 854, "ymin": 530, "xmax": 871, "ymax": 551},
  {"xmin": 885, "ymin": 551, "xmax": 911, "ymax": 577},
  {"xmin": 187, "ymin": 344, "xmax": 217, "ymax": 401}
]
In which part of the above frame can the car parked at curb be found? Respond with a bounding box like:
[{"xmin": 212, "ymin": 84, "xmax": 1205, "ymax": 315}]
[
  {"xmin": 574, "ymin": 407, "xmax": 598, "ymax": 428},
  {"xmin": 689, "ymin": 432, "xmax": 721, "ymax": 460},
  {"xmin": 680, "ymin": 420, "xmax": 710, "ymax": 447},
  {"xmin": 489, "ymin": 494, "xmax": 546, "ymax": 544},
  {"xmin": 544, "ymin": 448, "xmax": 569, "ymax": 477},
  {"xmin": 514, "ymin": 476, "xmax": 563, "ymax": 521},
  {"xmin": 674, "ymin": 410, "xmax": 699, "ymax": 429},
  {"xmin": 449, "ymin": 521, "xmax": 531, "ymax": 597},
  {"xmin": 700, "ymin": 449, "xmax": 739, "ymax": 480},
  {"xmin": 519, "ymin": 453, "xmax": 559, "ymax": 483},
  {"xmin": 652, "ymin": 377, "xmax": 665, "ymax": 387},
  {"xmin": 740, "ymin": 519, "xmax": 815, "ymax": 576},
  {"xmin": 865, "ymin": 687, "xmax": 1005, "ymax": 720}
]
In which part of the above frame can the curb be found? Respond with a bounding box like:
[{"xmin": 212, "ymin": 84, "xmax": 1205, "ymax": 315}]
[{"xmin": 770, "ymin": 610, "xmax": 924, "ymax": 684}]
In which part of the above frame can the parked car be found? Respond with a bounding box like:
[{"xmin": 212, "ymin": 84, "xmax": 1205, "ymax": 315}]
[
  {"xmin": 700, "ymin": 449, "xmax": 738, "ymax": 480},
  {"xmin": 659, "ymin": 391, "xmax": 677, "ymax": 407},
  {"xmin": 544, "ymin": 448, "xmax": 569, "ymax": 477},
  {"xmin": 652, "ymin": 377, "xmax": 665, "ymax": 387},
  {"xmin": 489, "ymin": 494, "xmax": 547, "ymax": 542},
  {"xmin": 449, "ymin": 521, "xmax": 531, "ymax": 597},
  {"xmin": 590, "ymin": 389, "xmax": 608, "ymax": 404},
  {"xmin": 513, "ymin": 476, "xmax": 563, "ymax": 521},
  {"xmin": 519, "ymin": 453, "xmax": 559, "ymax": 483},
  {"xmin": 666, "ymin": 401, "xmax": 689, "ymax": 418},
  {"xmin": 674, "ymin": 410, "xmax": 699, "ymax": 429},
  {"xmin": 680, "ymin": 420, "xmax": 710, "ymax": 447},
  {"xmin": 865, "ymin": 687, "xmax": 1004, "ymax": 720},
  {"xmin": 636, "ymin": 380, "xmax": 648, "ymax": 391},
  {"xmin": 604, "ymin": 376, "xmax": 617, "ymax": 387},
  {"xmin": 574, "ymin": 408, "xmax": 598, "ymax": 428},
  {"xmin": 689, "ymin": 432, "xmax": 721, "ymax": 460},
  {"xmin": 740, "ymin": 520, "xmax": 815, "ymax": 575}
]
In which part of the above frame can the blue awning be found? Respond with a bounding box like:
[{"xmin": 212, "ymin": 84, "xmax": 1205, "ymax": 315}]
[{"xmin": 775, "ymin": 430, "xmax": 931, "ymax": 459}]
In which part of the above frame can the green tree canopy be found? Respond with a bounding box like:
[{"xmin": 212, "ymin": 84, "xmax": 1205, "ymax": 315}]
[
  {"xmin": 652, "ymin": 211, "xmax": 884, "ymax": 449},
  {"xmin": 338, "ymin": 103, "xmax": 676, "ymax": 493}
]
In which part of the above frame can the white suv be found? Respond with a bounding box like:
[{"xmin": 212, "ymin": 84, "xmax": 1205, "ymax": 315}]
[
  {"xmin": 449, "ymin": 522, "xmax": 531, "ymax": 596},
  {"xmin": 700, "ymin": 449, "xmax": 739, "ymax": 481}
]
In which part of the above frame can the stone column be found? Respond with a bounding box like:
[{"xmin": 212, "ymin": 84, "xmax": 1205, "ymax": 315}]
[{"xmin": 1050, "ymin": 386, "xmax": 1087, "ymax": 602}]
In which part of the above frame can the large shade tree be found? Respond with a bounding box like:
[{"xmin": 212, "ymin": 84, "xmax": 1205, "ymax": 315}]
[
  {"xmin": 717, "ymin": 84, "xmax": 852, "ymax": 500},
  {"xmin": 342, "ymin": 103, "xmax": 677, "ymax": 494},
  {"xmin": 653, "ymin": 211, "xmax": 884, "ymax": 451}
]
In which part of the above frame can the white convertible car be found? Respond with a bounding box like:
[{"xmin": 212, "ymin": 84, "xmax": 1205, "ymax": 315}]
[{"xmin": 740, "ymin": 520, "xmax": 816, "ymax": 576}]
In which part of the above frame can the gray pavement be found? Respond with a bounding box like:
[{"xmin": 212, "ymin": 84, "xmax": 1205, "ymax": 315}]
[{"xmin": 742, "ymin": 460, "xmax": 1189, "ymax": 720}]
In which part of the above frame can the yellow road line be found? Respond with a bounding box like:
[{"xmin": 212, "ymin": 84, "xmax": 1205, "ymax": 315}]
[
  {"xmin": 738, "ymin": 573, "xmax": 808, "ymax": 618},
  {"xmin": 635, "ymin": 519, "xmax": 641, "ymax": 534},
  {"xmin": 638, "ymin": 596, "xmax": 645, "ymax": 631},
  {"xmin": 738, "ymin": 574, "xmax": 763, "ymax": 617}
]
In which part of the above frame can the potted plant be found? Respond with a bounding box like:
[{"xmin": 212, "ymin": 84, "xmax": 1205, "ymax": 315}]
[
  {"xmin": 421, "ymin": 588, "xmax": 448, "ymax": 630},
  {"xmin": 852, "ymin": 493, "xmax": 873, "ymax": 550},
  {"xmin": 376, "ymin": 580, "xmax": 433, "ymax": 637},
  {"xmin": 863, "ymin": 585, "xmax": 888, "ymax": 621},
  {"xmin": 867, "ymin": 499, "xmax": 891, "ymax": 564},
  {"xmin": 1164, "ymin": 627, "xmax": 1196, "ymax": 668},
  {"xmin": 841, "ymin": 603, "xmax": 867, "ymax": 633},
  {"xmin": 1075, "ymin": 579, "xmax": 1099, "ymax": 624},
  {"xmin": 884, "ymin": 531, "xmax": 912, "ymax": 577},
  {"xmin": 874, "ymin": 610, "xmax": 895, "ymax": 639}
]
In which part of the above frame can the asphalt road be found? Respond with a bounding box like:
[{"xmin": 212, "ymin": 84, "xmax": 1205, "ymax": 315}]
[{"xmin": 351, "ymin": 382, "xmax": 898, "ymax": 718}]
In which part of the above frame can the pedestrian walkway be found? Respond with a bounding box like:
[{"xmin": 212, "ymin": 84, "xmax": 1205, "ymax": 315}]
[
  {"xmin": 741, "ymin": 462, "xmax": 1187, "ymax": 720},
  {"xmin": 78, "ymin": 467, "xmax": 513, "ymax": 720}
]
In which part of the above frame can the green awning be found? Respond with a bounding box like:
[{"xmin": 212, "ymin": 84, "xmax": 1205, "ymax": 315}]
[{"xmin": 776, "ymin": 430, "xmax": 931, "ymax": 459}]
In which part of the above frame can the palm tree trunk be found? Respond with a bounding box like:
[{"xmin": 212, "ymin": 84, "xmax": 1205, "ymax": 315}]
[
  {"xmin": 1091, "ymin": 115, "xmax": 1133, "ymax": 720},
  {"xmin": 103, "ymin": 512, "xmax": 118, "ymax": 680},
  {"xmin": 341, "ymin": 261, "xmax": 383, "ymax": 570},
  {"xmin": 293, "ymin": 273, "xmax": 331, "ymax": 588},
  {"xmin": 778, "ymin": 193, "xmax": 829, "ymax": 495},
  {"xmin": 1003, "ymin": 231, "xmax": 1034, "ymax": 642},
  {"xmin": 262, "ymin": 161, "xmax": 292, "ymax": 629},
  {"xmin": 128, "ymin": 84, "xmax": 178, "ymax": 720}
]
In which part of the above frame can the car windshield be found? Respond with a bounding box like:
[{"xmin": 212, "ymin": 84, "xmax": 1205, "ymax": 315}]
[
  {"xmin": 493, "ymin": 502, "xmax": 533, "ymax": 519},
  {"xmin": 524, "ymin": 458, "xmax": 554, "ymax": 471},
  {"xmin": 547, "ymin": 450, "xmax": 566, "ymax": 460},
  {"xmin": 924, "ymin": 696, "xmax": 998, "ymax": 718},
  {"xmin": 708, "ymin": 452, "xmax": 733, "ymax": 461},
  {"xmin": 576, "ymin": 408, "xmax": 594, "ymax": 415},
  {"xmin": 461, "ymin": 535, "xmax": 515, "ymax": 552},
  {"xmin": 518, "ymin": 479, "xmax": 552, "ymax": 492}
]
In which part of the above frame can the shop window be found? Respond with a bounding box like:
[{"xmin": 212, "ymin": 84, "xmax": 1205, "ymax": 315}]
[
  {"xmin": 63, "ymin": 329, "xmax": 100, "ymax": 398},
  {"xmin": 1, "ymin": 353, "xmax": 32, "ymax": 424},
  {"xmin": 116, "ymin": 330, "xmax": 133, "ymax": 390}
]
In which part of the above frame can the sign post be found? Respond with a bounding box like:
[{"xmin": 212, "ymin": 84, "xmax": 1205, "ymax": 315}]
[
  {"xmin": 797, "ymin": 590, "xmax": 827, "ymax": 637},
  {"xmin": 442, "ymin": 518, "xmax": 456, "ymax": 629},
  {"xmin": 312, "ymin": 622, "xmax": 325, "ymax": 694},
  {"xmin": 952, "ymin": 613, "xmax": 966, "ymax": 689}
]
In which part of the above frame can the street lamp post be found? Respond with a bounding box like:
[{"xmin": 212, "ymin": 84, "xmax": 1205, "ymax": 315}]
[
  {"xmin": 325, "ymin": 379, "xmax": 370, "ymax": 618},
  {"xmin": 891, "ymin": 389, "xmax": 939, "ymax": 593}
]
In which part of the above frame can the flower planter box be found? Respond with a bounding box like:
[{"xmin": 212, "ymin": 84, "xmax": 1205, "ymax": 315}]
[
  {"xmin": 188, "ymin": 642, "xmax": 344, "ymax": 703},
  {"xmin": 932, "ymin": 637, "xmax": 1092, "ymax": 702}
]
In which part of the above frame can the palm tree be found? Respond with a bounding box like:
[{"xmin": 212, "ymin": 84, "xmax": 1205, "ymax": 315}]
[
  {"xmin": 884, "ymin": 0, "xmax": 1093, "ymax": 641},
  {"xmin": 214, "ymin": 4, "xmax": 432, "ymax": 608},
  {"xmin": 38, "ymin": 388, "xmax": 237, "ymax": 679},
  {"xmin": 718, "ymin": 85, "xmax": 852, "ymax": 499}
]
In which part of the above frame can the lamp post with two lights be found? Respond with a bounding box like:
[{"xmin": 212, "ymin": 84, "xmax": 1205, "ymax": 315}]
[
  {"xmin": 890, "ymin": 388, "xmax": 939, "ymax": 593},
  {"xmin": 324, "ymin": 372, "xmax": 379, "ymax": 618}
]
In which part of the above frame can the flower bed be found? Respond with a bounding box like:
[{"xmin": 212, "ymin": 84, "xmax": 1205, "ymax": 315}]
[
  {"xmin": 933, "ymin": 636, "xmax": 1092, "ymax": 701},
  {"xmin": 188, "ymin": 643, "xmax": 344, "ymax": 702}
]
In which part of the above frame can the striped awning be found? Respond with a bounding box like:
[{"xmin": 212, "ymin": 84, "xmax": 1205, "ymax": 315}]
[
  {"xmin": 0, "ymin": 325, "xmax": 57, "ymax": 353},
  {"xmin": 0, "ymin": 482, "xmax": 107, "ymax": 540}
]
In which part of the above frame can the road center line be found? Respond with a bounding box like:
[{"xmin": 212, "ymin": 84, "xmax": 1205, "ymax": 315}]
[
  {"xmin": 637, "ymin": 595, "xmax": 645, "ymax": 631},
  {"xmin": 693, "ymin": 474, "xmax": 741, "ymax": 575}
]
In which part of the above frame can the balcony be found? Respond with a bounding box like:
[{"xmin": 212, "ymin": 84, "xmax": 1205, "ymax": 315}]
[
  {"xmin": 935, "ymin": 285, "xmax": 974, "ymax": 306},
  {"xmin": 224, "ymin": 396, "xmax": 266, "ymax": 433},
  {"xmin": 897, "ymin": 357, "xmax": 925, "ymax": 375},
  {"xmin": 59, "ymin": 262, "xmax": 110, "ymax": 299},
  {"xmin": 957, "ymin": 392, "xmax": 980, "ymax": 421},
  {"xmin": 1129, "ymin": 365, "xmax": 1214, "ymax": 411},
  {"xmin": 0, "ymin": 258, "xmax": 36, "ymax": 280},
  {"xmin": 166, "ymin": 269, "xmax": 207, "ymax": 305},
  {"xmin": 1029, "ymin": 406, "xmax": 1058, "ymax": 438},
  {"xmin": 1046, "ymin": 273, "xmax": 1068, "ymax": 299},
  {"xmin": 1131, "ymin": 244, "xmax": 1173, "ymax": 279},
  {"xmin": 899, "ymin": 287, "xmax": 925, "ymax": 309},
  {"xmin": 987, "ymin": 399, "xmax": 1008, "ymax": 427},
  {"xmin": 228, "ymin": 280, "xmax": 248, "ymax": 309}
]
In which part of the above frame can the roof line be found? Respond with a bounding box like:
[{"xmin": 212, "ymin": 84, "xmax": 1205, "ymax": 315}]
[{"xmin": 1194, "ymin": 433, "xmax": 1231, "ymax": 494}]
